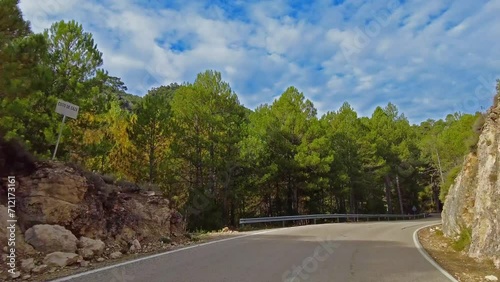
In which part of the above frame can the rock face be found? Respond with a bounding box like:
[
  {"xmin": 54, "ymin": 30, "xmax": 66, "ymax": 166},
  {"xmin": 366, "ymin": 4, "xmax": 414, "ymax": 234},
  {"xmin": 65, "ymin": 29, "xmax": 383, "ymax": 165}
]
[
  {"xmin": 25, "ymin": 224, "xmax": 78, "ymax": 253},
  {"xmin": 442, "ymin": 94, "xmax": 500, "ymax": 267},
  {"xmin": 0, "ymin": 135, "xmax": 186, "ymax": 279},
  {"xmin": 16, "ymin": 163, "xmax": 89, "ymax": 231},
  {"xmin": 9, "ymin": 160, "xmax": 184, "ymax": 246}
]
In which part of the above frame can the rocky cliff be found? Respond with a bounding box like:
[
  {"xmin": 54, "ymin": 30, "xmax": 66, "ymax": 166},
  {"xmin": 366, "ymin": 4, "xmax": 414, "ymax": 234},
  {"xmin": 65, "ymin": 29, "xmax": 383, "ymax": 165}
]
[
  {"xmin": 442, "ymin": 94, "xmax": 500, "ymax": 268},
  {"xmin": 0, "ymin": 138, "xmax": 185, "ymax": 280}
]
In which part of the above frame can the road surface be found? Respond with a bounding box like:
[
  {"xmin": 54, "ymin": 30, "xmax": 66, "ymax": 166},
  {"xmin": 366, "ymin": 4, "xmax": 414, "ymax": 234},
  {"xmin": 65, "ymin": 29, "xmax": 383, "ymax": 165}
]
[{"xmin": 54, "ymin": 217, "xmax": 452, "ymax": 282}]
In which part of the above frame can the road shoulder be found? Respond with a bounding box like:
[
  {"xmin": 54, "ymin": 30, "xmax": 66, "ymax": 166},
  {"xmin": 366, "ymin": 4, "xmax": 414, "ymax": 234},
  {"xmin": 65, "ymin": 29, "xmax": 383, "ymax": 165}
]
[{"xmin": 416, "ymin": 224, "xmax": 500, "ymax": 282}]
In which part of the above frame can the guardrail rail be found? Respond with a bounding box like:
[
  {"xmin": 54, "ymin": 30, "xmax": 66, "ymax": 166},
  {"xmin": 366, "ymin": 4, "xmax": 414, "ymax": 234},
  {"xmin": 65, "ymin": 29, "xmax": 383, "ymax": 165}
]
[{"xmin": 239, "ymin": 213, "xmax": 428, "ymax": 226}]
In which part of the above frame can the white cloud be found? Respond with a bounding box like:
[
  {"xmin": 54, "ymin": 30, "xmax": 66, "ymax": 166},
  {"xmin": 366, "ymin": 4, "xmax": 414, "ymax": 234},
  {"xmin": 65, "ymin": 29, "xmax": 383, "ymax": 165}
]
[{"xmin": 17, "ymin": 0, "xmax": 500, "ymax": 123}]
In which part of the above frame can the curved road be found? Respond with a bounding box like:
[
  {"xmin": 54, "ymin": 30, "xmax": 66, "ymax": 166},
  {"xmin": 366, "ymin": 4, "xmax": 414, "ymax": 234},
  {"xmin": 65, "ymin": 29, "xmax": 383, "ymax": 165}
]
[{"xmin": 54, "ymin": 217, "xmax": 452, "ymax": 282}]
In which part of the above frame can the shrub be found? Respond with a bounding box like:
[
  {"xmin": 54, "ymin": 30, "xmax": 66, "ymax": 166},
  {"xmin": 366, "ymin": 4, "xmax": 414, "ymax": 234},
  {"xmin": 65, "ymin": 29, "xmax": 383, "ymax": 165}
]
[
  {"xmin": 452, "ymin": 227, "xmax": 472, "ymax": 252},
  {"xmin": 160, "ymin": 236, "xmax": 171, "ymax": 244},
  {"xmin": 467, "ymin": 134, "xmax": 480, "ymax": 154},
  {"xmin": 472, "ymin": 114, "xmax": 485, "ymax": 134},
  {"xmin": 439, "ymin": 165, "xmax": 462, "ymax": 202},
  {"xmin": 101, "ymin": 174, "xmax": 116, "ymax": 184}
]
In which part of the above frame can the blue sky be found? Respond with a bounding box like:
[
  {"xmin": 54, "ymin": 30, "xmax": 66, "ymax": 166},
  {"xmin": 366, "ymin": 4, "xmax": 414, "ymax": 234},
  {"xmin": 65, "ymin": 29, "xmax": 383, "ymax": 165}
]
[{"xmin": 19, "ymin": 0, "xmax": 500, "ymax": 123}]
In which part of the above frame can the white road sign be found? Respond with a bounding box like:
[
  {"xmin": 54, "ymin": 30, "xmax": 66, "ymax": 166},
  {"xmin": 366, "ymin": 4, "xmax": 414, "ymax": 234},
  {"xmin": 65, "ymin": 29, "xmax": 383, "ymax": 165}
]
[{"xmin": 55, "ymin": 99, "xmax": 79, "ymax": 119}]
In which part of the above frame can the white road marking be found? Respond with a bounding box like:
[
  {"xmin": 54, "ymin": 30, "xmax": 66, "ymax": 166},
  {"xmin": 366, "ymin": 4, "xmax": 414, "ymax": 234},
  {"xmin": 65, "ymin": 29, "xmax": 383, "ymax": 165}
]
[
  {"xmin": 50, "ymin": 229, "xmax": 282, "ymax": 281},
  {"xmin": 413, "ymin": 223, "xmax": 459, "ymax": 282}
]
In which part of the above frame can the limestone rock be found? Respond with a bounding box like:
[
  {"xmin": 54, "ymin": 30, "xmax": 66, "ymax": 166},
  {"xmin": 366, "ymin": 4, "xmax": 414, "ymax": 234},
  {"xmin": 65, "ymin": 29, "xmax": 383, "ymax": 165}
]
[
  {"xmin": 10, "ymin": 271, "xmax": 21, "ymax": 279},
  {"xmin": 44, "ymin": 252, "xmax": 81, "ymax": 267},
  {"xmin": 32, "ymin": 264, "xmax": 48, "ymax": 274},
  {"xmin": 442, "ymin": 98, "xmax": 500, "ymax": 266},
  {"xmin": 77, "ymin": 248, "xmax": 94, "ymax": 260},
  {"xmin": 16, "ymin": 163, "xmax": 89, "ymax": 230},
  {"xmin": 20, "ymin": 258, "xmax": 35, "ymax": 272},
  {"xmin": 109, "ymin": 251, "xmax": 122, "ymax": 259},
  {"xmin": 77, "ymin": 236, "xmax": 105, "ymax": 259},
  {"xmin": 129, "ymin": 239, "xmax": 141, "ymax": 252},
  {"xmin": 25, "ymin": 224, "xmax": 77, "ymax": 253}
]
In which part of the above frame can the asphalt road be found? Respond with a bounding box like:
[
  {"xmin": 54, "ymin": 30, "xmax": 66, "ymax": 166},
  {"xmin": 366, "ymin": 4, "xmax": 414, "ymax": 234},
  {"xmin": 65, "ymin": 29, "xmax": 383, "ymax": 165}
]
[{"xmin": 54, "ymin": 217, "xmax": 452, "ymax": 282}]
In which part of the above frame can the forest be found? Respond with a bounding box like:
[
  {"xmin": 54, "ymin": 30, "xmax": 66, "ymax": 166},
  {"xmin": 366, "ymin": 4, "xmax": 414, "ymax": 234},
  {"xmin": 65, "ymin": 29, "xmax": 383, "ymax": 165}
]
[{"xmin": 0, "ymin": 0, "xmax": 492, "ymax": 230}]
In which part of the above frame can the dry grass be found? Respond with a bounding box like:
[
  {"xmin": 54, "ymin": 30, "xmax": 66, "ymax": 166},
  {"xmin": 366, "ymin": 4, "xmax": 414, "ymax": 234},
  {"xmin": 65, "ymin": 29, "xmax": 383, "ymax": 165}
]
[{"xmin": 418, "ymin": 225, "xmax": 500, "ymax": 281}]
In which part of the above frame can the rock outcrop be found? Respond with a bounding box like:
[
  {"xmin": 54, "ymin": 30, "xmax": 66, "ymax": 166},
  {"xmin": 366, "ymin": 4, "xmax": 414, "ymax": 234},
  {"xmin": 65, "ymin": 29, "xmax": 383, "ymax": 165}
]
[
  {"xmin": 5, "ymin": 160, "xmax": 184, "ymax": 244},
  {"xmin": 0, "ymin": 136, "xmax": 187, "ymax": 281},
  {"xmin": 442, "ymin": 93, "xmax": 500, "ymax": 267}
]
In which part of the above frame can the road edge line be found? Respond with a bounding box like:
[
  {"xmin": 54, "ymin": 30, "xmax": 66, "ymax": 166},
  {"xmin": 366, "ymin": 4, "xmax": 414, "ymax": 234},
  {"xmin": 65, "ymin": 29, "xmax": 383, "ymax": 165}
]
[
  {"xmin": 50, "ymin": 228, "xmax": 281, "ymax": 281},
  {"xmin": 412, "ymin": 223, "xmax": 458, "ymax": 282}
]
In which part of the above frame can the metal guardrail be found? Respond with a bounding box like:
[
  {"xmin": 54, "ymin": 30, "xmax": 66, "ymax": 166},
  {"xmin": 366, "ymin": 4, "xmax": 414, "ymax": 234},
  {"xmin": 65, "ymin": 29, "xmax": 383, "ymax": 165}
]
[{"xmin": 239, "ymin": 213, "xmax": 427, "ymax": 226}]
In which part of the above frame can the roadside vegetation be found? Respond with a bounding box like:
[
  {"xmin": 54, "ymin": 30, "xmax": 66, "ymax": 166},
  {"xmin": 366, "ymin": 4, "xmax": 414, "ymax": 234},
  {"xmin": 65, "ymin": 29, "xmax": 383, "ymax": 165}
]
[
  {"xmin": 0, "ymin": 0, "xmax": 495, "ymax": 232},
  {"xmin": 419, "ymin": 226, "xmax": 500, "ymax": 281}
]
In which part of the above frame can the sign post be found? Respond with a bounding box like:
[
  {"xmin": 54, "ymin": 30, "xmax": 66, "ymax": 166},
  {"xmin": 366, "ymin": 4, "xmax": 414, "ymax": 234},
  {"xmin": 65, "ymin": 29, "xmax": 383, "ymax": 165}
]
[{"xmin": 52, "ymin": 99, "xmax": 79, "ymax": 160}]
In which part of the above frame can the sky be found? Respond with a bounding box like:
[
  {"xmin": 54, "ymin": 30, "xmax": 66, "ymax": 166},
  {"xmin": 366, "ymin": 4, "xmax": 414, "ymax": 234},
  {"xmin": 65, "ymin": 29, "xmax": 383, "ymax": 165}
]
[{"xmin": 18, "ymin": 0, "xmax": 500, "ymax": 124}]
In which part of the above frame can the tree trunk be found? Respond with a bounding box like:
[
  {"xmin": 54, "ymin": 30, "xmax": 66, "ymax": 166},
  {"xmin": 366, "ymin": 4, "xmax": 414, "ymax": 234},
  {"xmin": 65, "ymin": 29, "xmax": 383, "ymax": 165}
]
[
  {"xmin": 396, "ymin": 174, "xmax": 404, "ymax": 214},
  {"xmin": 384, "ymin": 176, "xmax": 393, "ymax": 214}
]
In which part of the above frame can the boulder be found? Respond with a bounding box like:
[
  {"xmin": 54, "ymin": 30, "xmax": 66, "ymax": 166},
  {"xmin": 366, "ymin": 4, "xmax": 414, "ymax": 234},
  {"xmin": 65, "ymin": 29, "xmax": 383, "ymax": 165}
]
[
  {"xmin": 77, "ymin": 237, "xmax": 105, "ymax": 259},
  {"xmin": 109, "ymin": 251, "xmax": 122, "ymax": 259},
  {"xmin": 77, "ymin": 248, "xmax": 94, "ymax": 260},
  {"xmin": 130, "ymin": 239, "xmax": 141, "ymax": 251},
  {"xmin": 25, "ymin": 224, "xmax": 77, "ymax": 253},
  {"xmin": 44, "ymin": 252, "xmax": 81, "ymax": 267}
]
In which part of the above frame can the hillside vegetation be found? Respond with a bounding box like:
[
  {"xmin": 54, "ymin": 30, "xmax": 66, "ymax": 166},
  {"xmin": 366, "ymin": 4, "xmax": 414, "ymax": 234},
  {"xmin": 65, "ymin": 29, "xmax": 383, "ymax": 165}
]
[{"xmin": 0, "ymin": 0, "xmax": 493, "ymax": 232}]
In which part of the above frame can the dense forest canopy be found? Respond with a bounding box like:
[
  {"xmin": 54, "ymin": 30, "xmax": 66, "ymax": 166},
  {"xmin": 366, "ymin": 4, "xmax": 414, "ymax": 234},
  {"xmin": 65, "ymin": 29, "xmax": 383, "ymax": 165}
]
[{"xmin": 1, "ymin": 0, "xmax": 497, "ymax": 230}]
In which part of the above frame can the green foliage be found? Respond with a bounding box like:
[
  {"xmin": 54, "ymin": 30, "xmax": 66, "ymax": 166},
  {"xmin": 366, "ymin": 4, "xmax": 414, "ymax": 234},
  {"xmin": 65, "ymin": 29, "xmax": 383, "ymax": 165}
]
[
  {"xmin": 472, "ymin": 114, "xmax": 485, "ymax": 134},
  {"xmin": 439, "ymin": 165, "xmax": 462, "ymax": 202},
  {"xmin": 2, "ymin": 0, "xmax": 499, "ymax": 232},
  {"xmin": 451, "ymin": 226, "xmax": 472, "ymax": 252},
  {"xmin": 435, "ymin": 229, "xmax": 444, "ymax": 237}
]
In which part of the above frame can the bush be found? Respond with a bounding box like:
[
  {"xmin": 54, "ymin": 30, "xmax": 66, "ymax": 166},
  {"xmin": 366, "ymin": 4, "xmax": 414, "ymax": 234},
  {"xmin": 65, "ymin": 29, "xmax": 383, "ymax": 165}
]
[
  {"xmin": 102, "ymin": 174, "xmax": 116, "ymax": 184},
  {"xmin": 0, "ymin": 136, "xmax": 37, "ymax": 177},
  {"xmin": 452, "ymin": 227, "xmax": 472, "ymax": 252},
  {"xmin": 467, "ymin": 134, "xmax": 480, "ymax": 154},
  {"xmin": 472, "ymin": 114, "xmax": 485, "ymax": 134},
  {"xmin": 439, "ymin": 165, "xmax": 462, "ymax": 202}
]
